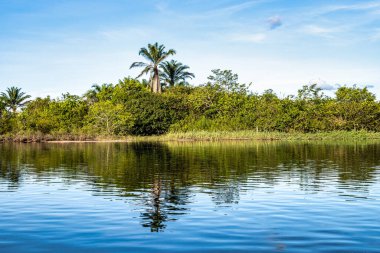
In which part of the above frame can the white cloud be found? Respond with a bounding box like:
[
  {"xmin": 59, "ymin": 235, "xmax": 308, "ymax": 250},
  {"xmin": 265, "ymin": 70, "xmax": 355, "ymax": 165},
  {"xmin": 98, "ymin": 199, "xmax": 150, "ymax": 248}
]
[
  {"xmin": 302, "ymin": 25, "xmax": 337, "ymax": 37},
  {"xmin": 100, "ymin": 27, "xmax": 152, "ymax": 41},
  {"xmin": 206, "ymin": 0, "xmax": 266, "ymax": 17},
  {"xmin": 323, "ymin": 1, "xmax": 380, "ymax": 13},
  {"xmin": 308, "ymin": 78, "xmax": 337, "ymax": 91}
]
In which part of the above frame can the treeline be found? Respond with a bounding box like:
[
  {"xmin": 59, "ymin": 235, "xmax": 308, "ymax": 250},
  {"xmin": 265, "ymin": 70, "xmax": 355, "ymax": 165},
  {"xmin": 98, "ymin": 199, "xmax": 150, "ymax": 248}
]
[{"xmin": 0, "ymin": 70, "xmax": 379, "ymax": 138}]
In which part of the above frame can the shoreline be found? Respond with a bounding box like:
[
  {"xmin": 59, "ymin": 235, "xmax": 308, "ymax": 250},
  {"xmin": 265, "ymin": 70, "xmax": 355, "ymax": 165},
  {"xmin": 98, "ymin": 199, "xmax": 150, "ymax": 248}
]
[{"xmin": 2, "ymin": 130, "xmax": 380, "ymax": 143}]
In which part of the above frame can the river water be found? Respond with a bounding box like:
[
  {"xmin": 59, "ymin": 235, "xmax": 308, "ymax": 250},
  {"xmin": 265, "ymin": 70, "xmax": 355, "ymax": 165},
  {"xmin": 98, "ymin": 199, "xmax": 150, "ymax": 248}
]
[{"xmin": 0, "ymin": 142, "xmax": 379, "ymax": 252}]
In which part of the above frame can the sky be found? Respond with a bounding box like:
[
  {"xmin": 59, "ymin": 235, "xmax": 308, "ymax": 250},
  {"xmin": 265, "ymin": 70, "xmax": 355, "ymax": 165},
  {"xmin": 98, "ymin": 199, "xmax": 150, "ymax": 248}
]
[{"xmin": 0, "ymin": 0, "xmax": 380, "ymax": 98}]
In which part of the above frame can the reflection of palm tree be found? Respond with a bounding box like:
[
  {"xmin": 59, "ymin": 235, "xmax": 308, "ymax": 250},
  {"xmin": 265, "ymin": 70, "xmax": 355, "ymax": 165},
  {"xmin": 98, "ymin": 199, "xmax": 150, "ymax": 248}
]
[
  {"xmin": 140, "ymin": 177, "xmax": 191, "ymax": 232},
  {"xmin": 141, "ymin": 177, "xmax": 167, "ymax": 232}
]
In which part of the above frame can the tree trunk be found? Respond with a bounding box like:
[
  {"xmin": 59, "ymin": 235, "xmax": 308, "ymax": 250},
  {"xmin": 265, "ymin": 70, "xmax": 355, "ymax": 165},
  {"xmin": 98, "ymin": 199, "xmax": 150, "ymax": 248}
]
[{"xmin": 152, "ymin": 68, "xmax": 161, "ymax": 93}]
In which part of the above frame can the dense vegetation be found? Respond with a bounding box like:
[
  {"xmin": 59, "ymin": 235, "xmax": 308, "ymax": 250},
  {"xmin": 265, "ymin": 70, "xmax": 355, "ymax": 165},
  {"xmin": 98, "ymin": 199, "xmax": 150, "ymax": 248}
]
[{"xmin": 1, "ymin": 43, "xmax": 379, "ymax": 140}]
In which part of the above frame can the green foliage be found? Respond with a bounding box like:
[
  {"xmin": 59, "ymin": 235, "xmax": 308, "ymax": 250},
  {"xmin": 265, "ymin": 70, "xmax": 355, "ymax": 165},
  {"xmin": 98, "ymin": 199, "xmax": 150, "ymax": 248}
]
[
  {"xmin": 207, "ymin": 69, "xmax": 251, "ymax": 93},
  {"xmin": 1, "ymin": 69, "xmax": 380, "ymax": 138},
  {"xmin": 336, "ymin": 85, "xmax": 375, "ymax": 102},
  {"xmin": 85, "ymin": 101, "xmax": 134, "ymax": 135},
  {"xmin": 332, "ymin": 86, "xmax": 379, "ymax": 131},
  {"xmin": 125, "ymin": 91, "xmax": 186, "ymax": 135},
  {"xmin": 84, "ymin": 83, "xmax": 114, "ymax": 104},
  {"xmin": 20, "ymin": 97, "xmax": 57, "ymax": 134},
  {"xmin": 0, "ymin": 100, "xmax": 12, "ymax": 134},
  {"xmin": 52, "ymin": 93, "xmax": 89, "ymax": 132}
]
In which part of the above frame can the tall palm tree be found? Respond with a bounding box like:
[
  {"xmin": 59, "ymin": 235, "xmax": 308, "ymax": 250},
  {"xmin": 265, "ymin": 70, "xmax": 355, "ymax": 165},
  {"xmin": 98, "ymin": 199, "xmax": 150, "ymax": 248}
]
[
  {"xmin": 160, "ymin": 60, "xmax": 195, "ymax": 87},
  {"xmin": 0, "ymin": 87, "xmax": 31, "ymax": 113},
  {"xmin": 130, "ymin": 42, "xmax": 176, "ymax": 93}
]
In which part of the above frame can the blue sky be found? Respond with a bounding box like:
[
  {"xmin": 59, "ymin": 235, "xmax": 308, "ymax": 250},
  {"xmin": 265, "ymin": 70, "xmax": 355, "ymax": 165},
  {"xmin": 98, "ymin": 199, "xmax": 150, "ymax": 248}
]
[{"xmin": 0, "ymin": 0, "xmax": 379, "ymax": 98}]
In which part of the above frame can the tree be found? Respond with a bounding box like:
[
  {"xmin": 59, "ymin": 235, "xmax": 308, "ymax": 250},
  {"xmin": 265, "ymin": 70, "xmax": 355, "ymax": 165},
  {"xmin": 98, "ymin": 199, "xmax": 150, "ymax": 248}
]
[
  {"xmin": 0, "ymin": 99, "xmax": 11, "ymax": 134},
  {"xmin": 207, "ymin": 69, "xmax": 250, "ymax": 93},
  {"xmin": 130, "ymin": 42, "xmax": 176, "ymax": 93},
  {"xmin": 86, "ymin": 101, "xmax": 134, "ymax": 135},
  {"xmin": 333, "ymin": 86, "xmax": 378, "ymax": 131},
  {"xmin": 0, "ymin": 86, "xmax": 31, "ymax": 113},
  {"xmin": 20, "ymin": 97, "xmax": 57, "ymax": 134},
  {"xmin": 160, "ymin": 60, "xmax": 195, "ymax": 87},
  {"xmin": 52, "ymin": 93, "xmax": 89, "ymax": 132},
  {"xmin": 335, "ymin": 85, "xmax": 375, "ymax": 102},
  {"xmin": 297, "ymin": 84, "xmax": 325, "ymax": 101}
]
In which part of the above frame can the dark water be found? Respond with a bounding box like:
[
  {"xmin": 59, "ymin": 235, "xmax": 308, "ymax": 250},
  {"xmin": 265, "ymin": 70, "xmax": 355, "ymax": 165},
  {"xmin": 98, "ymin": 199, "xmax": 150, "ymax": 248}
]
[{"xmin": 0, "ymin": 141, "xmax": 380, "ymax": 253}]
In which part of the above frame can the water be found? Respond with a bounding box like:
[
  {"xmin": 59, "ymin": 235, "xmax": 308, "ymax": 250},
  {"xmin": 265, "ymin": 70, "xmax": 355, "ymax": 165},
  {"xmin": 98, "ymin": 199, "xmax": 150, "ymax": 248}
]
[{"xmin": 0, "ymin": 141, "xmax": 379, "ymax": 253}]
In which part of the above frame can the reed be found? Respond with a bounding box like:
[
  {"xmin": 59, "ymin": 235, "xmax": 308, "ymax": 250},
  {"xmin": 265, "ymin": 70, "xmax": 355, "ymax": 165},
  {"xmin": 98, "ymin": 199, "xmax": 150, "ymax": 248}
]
[{"xmin": 2, "ymin": 130, "xmax": 380, "ymax": 143}]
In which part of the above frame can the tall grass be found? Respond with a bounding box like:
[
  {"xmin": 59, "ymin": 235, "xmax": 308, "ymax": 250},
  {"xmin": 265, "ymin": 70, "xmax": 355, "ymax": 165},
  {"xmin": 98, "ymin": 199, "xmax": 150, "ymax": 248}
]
[
  {"xmin": 2, "ymin": 130, "xmax": 380, "ymax": 143},
  {"xmin": 162, "ymin": 130, "xmax": 380, "ymax": 141}
]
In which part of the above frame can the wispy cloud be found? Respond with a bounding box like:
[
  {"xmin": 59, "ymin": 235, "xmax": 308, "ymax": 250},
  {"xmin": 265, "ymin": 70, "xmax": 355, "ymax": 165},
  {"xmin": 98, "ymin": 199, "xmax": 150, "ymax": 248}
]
[
  {"xmin": 302, "ymin": 25, "xmax": 339, "ymax": 38},
  {"xmin": 323, "ymin": 1, "xmax": 380, "ymax": 13},
  {"xmin": 100, "ymin": 27, "xmax": 152, "ymax": 41},
  {"xmin": 230, "ymin": 33, "xmax": 266, "ymax": 43},
  {"xmin": 203, "ymin": 0, "xmax": 267, "ymax": 17}
]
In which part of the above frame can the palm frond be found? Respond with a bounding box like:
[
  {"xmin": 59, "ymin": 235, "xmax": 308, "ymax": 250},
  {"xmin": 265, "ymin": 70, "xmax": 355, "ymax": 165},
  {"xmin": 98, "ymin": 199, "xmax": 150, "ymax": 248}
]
[
  {"xmin": 159, "ymin": 60, "xmax": 195, "ymax": 87},
  {"xmin": 136, "ymin": 65, "xmax": 153, "ymax": 78},
  {"xmin": 130, "ymin": 61, "xmax": 148, "ymax": 69},
  {"xmin": 0, "ymin": 86, "xmax": 31, "ymax": 112}
]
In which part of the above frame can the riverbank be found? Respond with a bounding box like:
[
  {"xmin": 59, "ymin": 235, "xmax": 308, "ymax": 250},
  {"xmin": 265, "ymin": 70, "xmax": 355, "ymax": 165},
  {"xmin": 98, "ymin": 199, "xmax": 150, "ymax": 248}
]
[{"xmin": 1, "ymin": 130, "xmax": 380, "ymax": 143}]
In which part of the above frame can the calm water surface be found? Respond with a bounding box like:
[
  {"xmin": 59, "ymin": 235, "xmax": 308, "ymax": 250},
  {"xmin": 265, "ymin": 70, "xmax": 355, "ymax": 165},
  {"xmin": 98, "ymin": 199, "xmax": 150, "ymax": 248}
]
[{"xmin": 0, "ymin": 141, "xmax": 380, "ymax": 252}]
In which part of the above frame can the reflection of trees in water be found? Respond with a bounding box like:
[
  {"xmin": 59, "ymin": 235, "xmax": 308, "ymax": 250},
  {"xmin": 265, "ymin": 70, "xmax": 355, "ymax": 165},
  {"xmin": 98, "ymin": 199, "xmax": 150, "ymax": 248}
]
[
  {"xmin": 1, "ymin": 141, "xmax": 380, "ymax": 230},
  {"xmin": 0, "ymin": 161, "xmax": 22, "ymax": 190},
  {"xmin": 0, "ymin": 145, "xmax": 24, "ymax": 190}
]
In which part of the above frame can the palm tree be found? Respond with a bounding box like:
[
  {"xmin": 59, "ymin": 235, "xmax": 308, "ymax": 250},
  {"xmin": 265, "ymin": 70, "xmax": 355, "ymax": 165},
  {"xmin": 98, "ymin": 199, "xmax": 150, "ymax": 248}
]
[
  {"xmin": 130, "ymin": 42, "xmax": 176, "ymax": 93},
  {"xmin": 0, "ymin": 87, "xmax": 31, "ymax": 113},
  {"xmin": 84, "ymin": 83, "xmax": 113, "ymax": 103},
  {"xmin": 0, "ymin": 99, "xmax": 5, "ymax": 118},
  {"xmin": 160, "ymin": 60, "xmax": 195, "ymax": 87}
]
